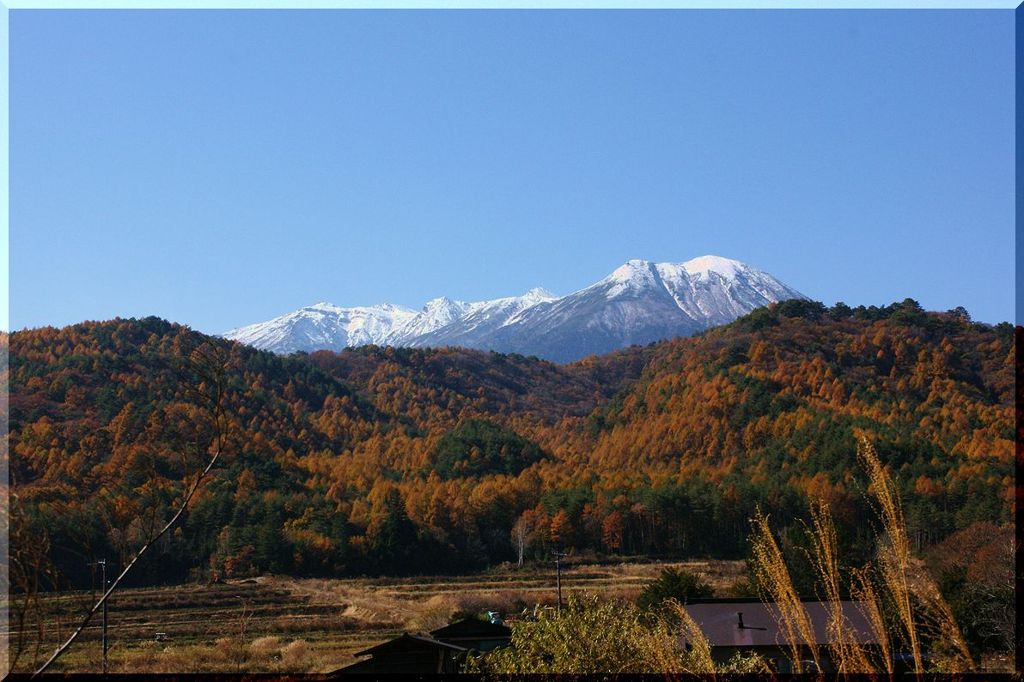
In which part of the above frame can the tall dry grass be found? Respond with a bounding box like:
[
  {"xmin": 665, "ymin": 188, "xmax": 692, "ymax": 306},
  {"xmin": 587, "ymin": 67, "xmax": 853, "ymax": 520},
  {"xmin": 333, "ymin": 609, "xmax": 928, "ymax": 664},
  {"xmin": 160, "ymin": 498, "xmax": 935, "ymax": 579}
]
[
  {"xmin": 663, "ymin": 599, "xmax": 716, "ymax": 677},
  {"xmin": 858, "ymin": 436, "xmax": 923, "ymax": 675},
  {"xmin": 746, "ymin": 436, "xmax": 974, "ymax": 675},
  {"xmin": 248, "ymin": 635, "xmax": 281, "ymax": 658},
  {"xmin": 281, "ymin": 639, "xmax": 312, "ymax": 669},
  {"xmin": 405, "ymin": 594, "xmax": 458, "ymax": 632},
  {"xmin": 807, "ymin": 500, "xmax": 875, "ymax": 673},
  {"xmin": 750, "ymin": 510, "xmax": 821, "ymax": 673},
  {"xmin": 906, "ymin": 563, "xmax": 974, "ymax": 671},
  {"xmin": 849, "ymin": 567, "xmax": 892, "ymax": 674},
  {"xmin": 857, "ymin": 435, "xmax": 973, "ymax": 674}
]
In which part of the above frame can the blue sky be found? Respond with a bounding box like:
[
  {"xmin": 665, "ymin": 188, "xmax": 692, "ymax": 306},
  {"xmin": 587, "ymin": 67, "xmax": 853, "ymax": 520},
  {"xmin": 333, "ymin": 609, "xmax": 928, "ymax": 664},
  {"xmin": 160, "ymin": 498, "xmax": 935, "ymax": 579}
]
[{"xmin": 11, "ymin": 9, "xmax": 1015, "ymax": 332}]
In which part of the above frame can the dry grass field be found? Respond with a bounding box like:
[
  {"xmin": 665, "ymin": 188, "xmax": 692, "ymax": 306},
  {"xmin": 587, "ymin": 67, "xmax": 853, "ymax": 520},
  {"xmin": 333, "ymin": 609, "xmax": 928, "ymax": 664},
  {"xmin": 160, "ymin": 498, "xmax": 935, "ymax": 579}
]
[{"xmin": 5, "ymin": 558, "xmax": 745, "ymax": 674}]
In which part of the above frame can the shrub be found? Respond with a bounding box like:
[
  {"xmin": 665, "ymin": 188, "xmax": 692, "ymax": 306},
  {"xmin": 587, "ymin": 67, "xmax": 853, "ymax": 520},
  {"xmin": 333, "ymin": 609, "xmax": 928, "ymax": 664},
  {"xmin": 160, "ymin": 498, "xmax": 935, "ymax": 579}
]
[
  {"xmin": 636, "ymin": 567, "xmax": 714, "ymax": 611},
  {"xmin": 248, "ymin": 636, "xmax": 281, "ymax": 658},
  {"xmin": 406, "ymin": 594, "xmax": 458, "ymax": 631},
  {"xmin": 472, "ymin": 593, "xmax": 692, "ymax": 674},
  {"xmin": 213, "ymin": 637, "xmax": 245, "ymax": 670},
  {"xmin": 281, "ymin": 639, "xmax": 310, "ymax": 669}
]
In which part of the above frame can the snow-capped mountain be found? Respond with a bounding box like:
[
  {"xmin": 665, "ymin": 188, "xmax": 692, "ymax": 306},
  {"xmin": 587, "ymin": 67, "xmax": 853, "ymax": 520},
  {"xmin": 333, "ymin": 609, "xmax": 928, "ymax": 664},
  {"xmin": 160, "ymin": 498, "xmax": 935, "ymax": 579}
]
[
  {"xmin": 222, "ymin": 302, "xmax": 418, "ymax": 354},
  {"xmin": 409, "ymin": 287, "xmax": 558, "ymax": 349},
  {"xmin": 387, "ymin": 297, "xmax": 472, "ymax": 343},
  {"xmin": 223, "ymin": 256, "xmax": 805, "ymax": 361},
  {"xmin": 225, "ymin": 289, "xmax": 558, "ymax": 356}
]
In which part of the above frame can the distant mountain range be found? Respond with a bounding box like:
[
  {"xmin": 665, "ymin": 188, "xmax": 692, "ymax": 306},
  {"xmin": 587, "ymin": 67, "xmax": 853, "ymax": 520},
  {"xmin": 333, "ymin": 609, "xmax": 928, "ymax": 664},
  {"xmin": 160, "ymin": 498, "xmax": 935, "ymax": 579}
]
[{"xmin": 224, "ymin": 255, "xmax": 806, "ymax": 362}]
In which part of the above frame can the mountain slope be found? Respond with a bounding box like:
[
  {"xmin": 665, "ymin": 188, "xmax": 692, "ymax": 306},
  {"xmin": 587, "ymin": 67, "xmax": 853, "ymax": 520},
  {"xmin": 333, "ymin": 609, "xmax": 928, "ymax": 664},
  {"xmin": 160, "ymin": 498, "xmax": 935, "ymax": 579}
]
[
  {"xmin": 464, "ymin": 256, "xmax": 806, "ymax": 362},
  {"xmin": 10, "ymin": 300, "xmax": 1010, "ymax": 584},
  {"xmin": 224, "ymin": 255, "xmax": 805, "ymax": 361},
  {"xmin": 658, "ymin": 255, "xmax": 806, "ymax": 326},
  {"xmin": 402, "ymin": 288, "xmax": 558, "ymax": 348}
]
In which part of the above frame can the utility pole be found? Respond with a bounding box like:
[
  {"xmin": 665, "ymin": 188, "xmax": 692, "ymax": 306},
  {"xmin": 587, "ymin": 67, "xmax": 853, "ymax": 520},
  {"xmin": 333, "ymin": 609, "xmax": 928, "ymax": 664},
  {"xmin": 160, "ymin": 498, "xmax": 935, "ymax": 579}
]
[
  {"xmin": 552, "ymin": 551, "xmax": 567, "ymax": 614},
  {"xmin": 92, "ymin": 558, "xmax": 108, "ymax": 674}
]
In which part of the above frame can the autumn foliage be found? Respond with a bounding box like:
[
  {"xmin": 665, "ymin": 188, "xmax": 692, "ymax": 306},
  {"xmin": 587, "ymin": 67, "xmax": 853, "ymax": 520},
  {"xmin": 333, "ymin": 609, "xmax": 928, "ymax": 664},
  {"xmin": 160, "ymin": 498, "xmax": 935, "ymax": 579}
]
[{"xmin": 6, "ymin": 300, "xmax": 1014, "ymax": 586}]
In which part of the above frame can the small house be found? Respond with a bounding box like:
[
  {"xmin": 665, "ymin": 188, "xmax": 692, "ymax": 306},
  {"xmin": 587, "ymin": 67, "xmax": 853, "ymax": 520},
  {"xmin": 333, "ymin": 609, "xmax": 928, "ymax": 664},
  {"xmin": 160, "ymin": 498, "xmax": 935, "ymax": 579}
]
[
  {"xmin": 335, "ymin": 633, "xmax": 467, "ymax": 674},
  {"xmin": 429, "ymin": 617, "xmax": 512, "ymax": 652},
  {"xmin": 335, "ymin": 617, "xmax": 511, "ymax": 674}
]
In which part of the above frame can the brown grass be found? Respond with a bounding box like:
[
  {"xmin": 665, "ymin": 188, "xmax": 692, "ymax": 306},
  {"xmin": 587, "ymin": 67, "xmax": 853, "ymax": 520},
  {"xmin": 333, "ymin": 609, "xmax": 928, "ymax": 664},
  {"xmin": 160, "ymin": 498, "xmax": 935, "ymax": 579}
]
[
  {"xmin": 807, "ymin": 500, "xmax": 874, "ymax": 673},
  {"xmin": 858, "ymin": 435, "xmax": 973, "ymax": 674},
  {"xmin": 750, "ymin": 510, "xmax": 821, "ymax": 673},
  {"xmin": 849, "ymin": 566, "xmax": 893, "ymax": 674},
  {"xmin": 742, "ymin": 436, "xmax": 975, "ymax": 675},
  {"xmin": 405, "ymin": 594, "xmax": 458, "ymax": 631},
  {"xmin": 281, "ymin": 639, "xmax": 312, "ymax": 669},
  {"xmin": 906, "ymin": 562, "xmax": 974, "ymax": 671},
  {"xmin": 858, "ymin": 436, "xmax": 924, "ymax": 675},
  {"xmin": 248, "ymin": 635, "xmax": 281, "ymax": 658},
  {"xmin": 665, "ymin": 600, "xmax": 716, "ymax": 676}
]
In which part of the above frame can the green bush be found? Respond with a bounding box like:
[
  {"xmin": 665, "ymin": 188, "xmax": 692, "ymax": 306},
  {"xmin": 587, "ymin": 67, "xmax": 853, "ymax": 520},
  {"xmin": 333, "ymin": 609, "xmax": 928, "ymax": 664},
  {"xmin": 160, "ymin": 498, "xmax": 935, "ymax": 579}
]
[
  {"xmin": 636, "ymin": 567, "xmax": 714, "ymax": 611},
  {"xmin": 470, "ymin": 594, "xmax": 689, "ymax": 673}
]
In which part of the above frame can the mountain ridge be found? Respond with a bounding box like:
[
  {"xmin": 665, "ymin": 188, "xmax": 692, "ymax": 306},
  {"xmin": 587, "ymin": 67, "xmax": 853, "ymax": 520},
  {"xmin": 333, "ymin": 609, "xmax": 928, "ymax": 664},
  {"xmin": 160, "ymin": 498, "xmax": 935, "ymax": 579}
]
[{"xmin": 225, "ymin": 255, "xmax": 806, "ymax": 361}]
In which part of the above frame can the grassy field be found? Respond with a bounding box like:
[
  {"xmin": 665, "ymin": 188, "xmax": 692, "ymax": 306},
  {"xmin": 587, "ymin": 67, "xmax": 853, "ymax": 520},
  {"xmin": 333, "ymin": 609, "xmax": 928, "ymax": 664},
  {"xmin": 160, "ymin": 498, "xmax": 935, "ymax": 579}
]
[{"xmin": 5, "ymin": 558, "xmax": 745, "ymax": 674}]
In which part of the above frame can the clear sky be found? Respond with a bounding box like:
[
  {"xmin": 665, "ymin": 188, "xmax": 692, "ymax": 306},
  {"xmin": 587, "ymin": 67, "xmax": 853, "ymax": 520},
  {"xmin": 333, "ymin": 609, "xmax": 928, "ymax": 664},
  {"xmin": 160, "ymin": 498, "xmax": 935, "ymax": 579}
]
[{"xmin": 10, "ymin": 9, "xmax": 1015, "ymax": 333}]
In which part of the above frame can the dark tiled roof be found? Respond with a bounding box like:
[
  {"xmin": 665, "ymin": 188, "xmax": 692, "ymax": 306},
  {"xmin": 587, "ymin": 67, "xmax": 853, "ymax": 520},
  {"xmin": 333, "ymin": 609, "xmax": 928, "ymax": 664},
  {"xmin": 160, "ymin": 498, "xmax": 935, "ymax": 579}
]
[
  {"xmin": 334, "ymin": 657, "xmax": 378, "ymax": 673},
  {"xmin": 682, "ymin": 601, "xmax": 878, "ymax": 648},
  {"xmin": 354, "ymin": 632, "xmax": 468, "ymax": 657},
  {"xmin": 430, "ymin": 618, "xmax": 512, "ymax": 639}
]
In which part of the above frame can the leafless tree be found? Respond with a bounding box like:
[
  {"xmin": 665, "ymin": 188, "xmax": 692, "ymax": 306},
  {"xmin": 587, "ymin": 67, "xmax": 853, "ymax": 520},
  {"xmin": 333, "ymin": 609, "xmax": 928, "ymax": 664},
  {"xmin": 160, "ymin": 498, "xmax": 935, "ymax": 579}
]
[
  {"xmin": 966, "ymin": 533, "xmax": 1016, "ymax": 655},
  {"xmin": 511, "ymin": 514, "xmax": 530, "ymax": 568}
]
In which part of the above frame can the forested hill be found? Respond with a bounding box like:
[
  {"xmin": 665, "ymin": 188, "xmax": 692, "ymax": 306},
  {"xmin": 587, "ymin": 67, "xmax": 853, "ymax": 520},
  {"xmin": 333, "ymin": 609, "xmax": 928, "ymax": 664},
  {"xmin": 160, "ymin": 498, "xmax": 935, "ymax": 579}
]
[{"xmin": 7, "ymin": 299, "xmax": 1014, "ymax": 586}]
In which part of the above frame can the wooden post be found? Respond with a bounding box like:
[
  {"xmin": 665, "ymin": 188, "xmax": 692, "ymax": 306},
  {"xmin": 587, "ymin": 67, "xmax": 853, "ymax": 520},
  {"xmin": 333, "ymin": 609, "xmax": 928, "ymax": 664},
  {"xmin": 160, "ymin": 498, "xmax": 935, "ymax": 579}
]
[{"xmin": 553, "ymin": 551, "xmax": 567, "ymax": 613}]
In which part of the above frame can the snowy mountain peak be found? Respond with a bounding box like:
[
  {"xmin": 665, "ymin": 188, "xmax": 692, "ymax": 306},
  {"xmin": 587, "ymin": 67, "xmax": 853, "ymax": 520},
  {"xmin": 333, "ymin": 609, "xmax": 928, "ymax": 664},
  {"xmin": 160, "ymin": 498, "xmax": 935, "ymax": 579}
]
[
  {"xmin": 682, "ymin": 254, "xmax": 746, "ymax": 279},
  {"xmin": 423, "ymin": 296, "xmax": 465, "ymax": 313},
  {"xmin": 387, "ymin": 297, "xmax": 469, "ymax": 342},
  {"xmin": 609, "ymin": 259, "xmax": 654, "ymax": 281},
  {"xmin": 521, "ymin": 287, "xmax": 558, "ymax": 303},
  {"xmin": 306, "ymin": 301, "xmax": 342, "ymax": 311},
  {"xmin": 598, "ymin": 259, "xmax": 670, "ymax": 301},
  {"xmin": 224, "ymin": 254, "xmax": 807, "ymax": 361}
]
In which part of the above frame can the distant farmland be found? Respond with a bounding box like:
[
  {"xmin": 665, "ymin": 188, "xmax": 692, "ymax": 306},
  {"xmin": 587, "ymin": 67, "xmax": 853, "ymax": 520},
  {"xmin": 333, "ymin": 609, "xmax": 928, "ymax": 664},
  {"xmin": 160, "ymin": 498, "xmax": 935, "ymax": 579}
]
[{"xmin": 6, "ymin": 559, "xmax": 745, "ymax": 674}]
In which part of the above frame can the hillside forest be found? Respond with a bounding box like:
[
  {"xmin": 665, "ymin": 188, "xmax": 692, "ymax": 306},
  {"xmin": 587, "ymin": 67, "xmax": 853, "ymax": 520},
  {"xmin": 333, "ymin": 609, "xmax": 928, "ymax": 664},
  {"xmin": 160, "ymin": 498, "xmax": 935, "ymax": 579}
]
[{"xmin": 7, "ymin": 299, "xmax": 1014, "ymax": 598}]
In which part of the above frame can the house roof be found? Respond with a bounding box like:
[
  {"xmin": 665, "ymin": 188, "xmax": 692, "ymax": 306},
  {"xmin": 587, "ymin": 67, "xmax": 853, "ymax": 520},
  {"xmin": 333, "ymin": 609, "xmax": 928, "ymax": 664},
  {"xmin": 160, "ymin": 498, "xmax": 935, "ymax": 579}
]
[
  {"xmin": 430, "ymin": 618, "xmax": 512, "ymax": 639},
  {"xmin": 354, "ymin": 633, "xmax": 468, "ymax": 657},
  {"xmin": 335, "ymin": 657, "xmax": 379, "ymax": 674},
  {"xmin": 681, "ymin": 600, "xmax": 878, "ymax": 648}
]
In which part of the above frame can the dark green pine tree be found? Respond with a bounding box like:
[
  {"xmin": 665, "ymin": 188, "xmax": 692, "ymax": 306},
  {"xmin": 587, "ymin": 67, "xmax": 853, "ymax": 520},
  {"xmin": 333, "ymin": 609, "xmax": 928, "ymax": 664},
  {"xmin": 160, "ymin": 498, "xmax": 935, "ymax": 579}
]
[{"xmin": 367, "ymin": 488, "xmax": 419, "ymax": 574}]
